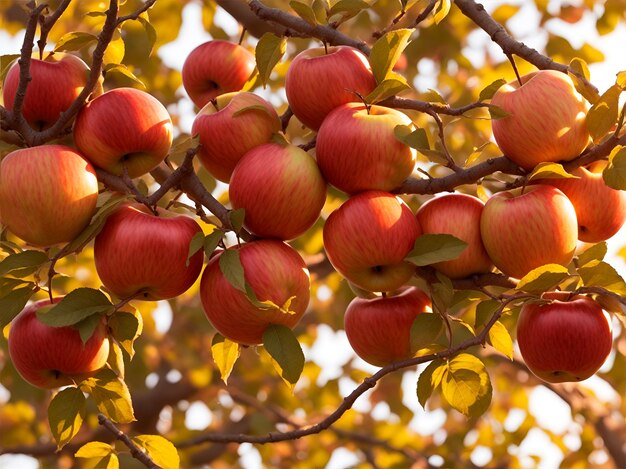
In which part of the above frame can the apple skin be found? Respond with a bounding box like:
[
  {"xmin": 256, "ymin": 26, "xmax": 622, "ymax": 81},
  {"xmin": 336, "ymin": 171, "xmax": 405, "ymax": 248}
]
[
  {"xmin": 491, "ymin": 70, "xmax": 589, "ymax": 170},
  {"xmin": 316, "ymin": 103, "xmax": 417, "ymax": 194},
  {"xmin": 0, "ymin": 145, "xmax": 99, "ymax": 247},
  {"xmin": 344, "ymin": 287, "xmax": 431, "ymax": 367},
  {"xmin": 182, "ymin": 40, "xmax": 256, "ymax": 109},
  {"xmin": 416, "ymin": 193, "xmax": 493, "ymax": 279},
  {"xmin": 192, "ymin": 92, "xmax": 281, "ymax": 183},
  {"xmin": 8, "ymin": 298, "xmax": 110, "ymax": 389},
  {"xmin": 539, "ymin": 161, "xmax": 626, "ymax": 243},
  {"xmin": 285, "ymin": 46, "xmax": 376, "ymax": 130},
  {"xmin": 94, "ymin": 205, "xmax": 204, "ymax": 300},
  {"xmin": 480, "ymin": 185, "xmax": 578, "ymax": 279},
  {"xmin": 323, "ymin": 191, "xmax": 421, "ymax": 293},
  {"xmin": 199, "ymin": 240, "xmax": 311, "ymax": 345},
  {"xmin": 517, "ymin": 292, "xmax": 612, "ymax": 383},
  {"xmin": 3, "ymin": 53, "xmax": 102, "ymax": 131},
  {"xmin": 73, "ymin": 87, "xmax": 173, "ymax": 178},
  {"xmin": 229, "ymin": 143, "xmax": 327, "ymax": 240}
]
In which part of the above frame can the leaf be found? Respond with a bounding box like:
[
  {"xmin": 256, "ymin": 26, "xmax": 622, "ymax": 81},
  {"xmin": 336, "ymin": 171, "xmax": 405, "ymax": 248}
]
[
  {"xmin": 487, "ymin": 104, "xmax": 510, "ymax": 120},
  {"xmin": 76, "ymin": 313, "xmax": 103, "ymax": 345},
  {"xmin": 131, "ymin": 435, "xmax": 180, "ymax": 469},
  {"xmin": 487, "ymin": 321, "xmax": 513, "ymax": 360},
  {"xmin": 442, "ymin": 354, "xmax": 491, "ymax": 417},
  {"xmin": 416, "ymin": 358, "xmax": 445, "ymax": 408},
  {"xmin": 37, "ymin": 288, "xmax": 113, "ymax": 327},
  {"xmin": 328, "ymin": 0, "xmax": 370, "ymax": 20},
  {"xmin": 528, "ymin": 162, "xmax": 580, "ymax": 181},
  {"xmin": 211, "ymin": 333, "xmax": 241, "ymax": 384},
  {"xmin": 75, "ymin": 442, "xmax": 119, "ymax": 468},
  {"xmin": 464, "ymin": 142, "xmax": 495, "ymax": 167},
  {"xmin": 369, "ymin": 28, "xmax": 413, "ymax": 83},
  {"xmin": 219, "ymin": 249, "xmax": 246, "ymax": 293},
  {"xmin": 603, "ymin": 145, "xmax": 626, "ymax": 190},
  {"xmin": 474, "ymin": 299, "xmax": 501, "ymax": 330},
  {"xmin": 515, "ymin": 264, "xmax": 570, "ymax": 294},
  {"xmin": 578, "ymin": 260, "xmax": 626, "ymax": 296},
  {"xmin": 228, "ymin": 208, "xmax": 246, "ymax": 234},
  {"xmin": 586, "ymin": 84, "xmax": 621, "ymax": 142},
  {"xmin": 54, "ymin": 31, "xmax": 98, "ymax": 52},
  {"xmin": 203, "ymin": 230, "xmax": 223, "ymax": 257},
  {"xmin": 290, "ymin": 1, "xmax": 317, "ymax": 25},
  {"xmin": 103, "ymin": 28, "xmax": 125, "ymax": 64},
  {"xmin": 232, "ymin": 105, "xmax": 274, "ymax": 119},
  {"xmin": 187, "ymin": 231, "xmax": 205, "ymax": 265},
  {"xmin": 479, "ymin": 78, "xmax": 506, "ymax": 102},
  {"xmin": 255, "ymin": 33, "xmax": 286, "ymax": 87},
  {"xmin": 568, "ymin": 57, "xmax": 600, "ymax": 104},
  {"xmin": 406, "ymin": 234, "xmax": 467, "ymax": 266},
  {"xmin": 108, "ymin": 341, "xmax": 125, "ymax": 379},
  {"xmin": 365, "ymin": 76, "xmax": 410, "ymax": 103},
  {"xmin": 433, "ymin": 0, "xmax": 451, "ymax": 24},
  {"xmin": 0, "ymin": 285, "xmax": 35, "ymax": 329},
  {"xmin": 108, "ymin": 309, "xmax": 142, "ymax": 359},
  {"xmin": 81, "ymin": 369, "xmax": 135, "ymax": 424},
  {"xmin": 136, "ymin": 16, "xmax": 157, "ymax": 56},
  {"xmin": 394, "ymin": 125, "xmax": 429, "ymax": 150},
  {"xmin": 0, "ymin": 54, "xmax": 20, "ymax": 84},
  {"xmin": 103, "ymin": 63, "xmax": 146, "ymax": 89},
  {"xmin": 0, "ymin": 250, "xmax": 48, "ymax": 277},
  {"xmin": 577, "ymin": 242, "xmax": 607, "ymax": 266},
  {"xmin": 410, "ymin": 313, "xmax": 444, "ymax": 353},
  {"xmin": 262, "ymin": 324, "xmax": 305, "ymax": 386},
  {"xmin": 48, "ymin": 387, "xmax": 86, "ymax": 449}
]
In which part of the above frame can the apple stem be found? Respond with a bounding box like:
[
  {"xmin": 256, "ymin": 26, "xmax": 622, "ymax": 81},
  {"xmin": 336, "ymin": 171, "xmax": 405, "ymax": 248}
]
[
  {"xmin": 348, "ymin": 90, "xmax": 371, "ymax": 114},
  {"xmin": 238, "ymin": 28, "xmax": 247, "ymax": 45},
  {"xmin": 506, "ymin": 54, "xmax": 523, "ymax": 87},
  {"xmin": 323, "ymin": 41, "xmax": 328, "ymax": 55}
]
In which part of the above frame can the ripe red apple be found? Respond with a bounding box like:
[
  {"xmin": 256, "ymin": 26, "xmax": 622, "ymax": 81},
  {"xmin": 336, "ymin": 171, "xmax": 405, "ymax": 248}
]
[
  {"xmin": 200, "ymin": 240, "xmax": 310, "ymax": 345},
  {"xmin": 491, "ymin": 70, "xmax": 589, "ymax": 170},
  {"xmin": 285, "ymin": 46, "xmax": 376, "ymax": 130},
  {"xmin": 316, "ymin": 103, "xmax": 417, "ymax": 194},
  {"xmin": 416, "ymin": 193, "xmax": 493, "ymax": 278},
  {"xmin": 539, "ymin": 161, "xmax": 626, "ymax": 243},
  {"xmin": 182, "ymin": 40, "xmax": 256, "ymax": 109},
  {"xmin": 480, "ymin": 185, "xmax": 578, "ymax": 279},
  {"xmin": 0, "ymin": 145, "xmax": 99, "ymax": 247},
  {"xmin": 73, "ymin": 87, "xmax": 173, "ymax": 178},
  {"xmin": 2, "ymin": 53, "xmax": 102, "ymax": 131},
  {"xmin": 323, "ymin": 191, "xmax": 421, "ymax": 293},
  {"xmin": 192, "ymin": 91, "xmax": 281, "ymax": 182},
  {"xmin": 517, "ymin": 292, "xmax": 612, "ymax": 383},
  {"xmin": 344, "ymin": 287, "xmax": 431, "ymax": 367},
  {"xmin": 94, "ymin": 205, "xmax": 204, "ymax": 300},
  {"xmin": 8, "ymin": 298, "xmax": 110, "ymax": 389},
  {"xmin": 229, "ymin": 143, "xmax": 327, "ymax": 240}
]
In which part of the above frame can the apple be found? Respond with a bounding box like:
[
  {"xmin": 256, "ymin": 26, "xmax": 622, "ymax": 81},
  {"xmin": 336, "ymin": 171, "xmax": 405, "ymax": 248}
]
[
  {"xmin": 182, "ymin": 40, "xmax": 256, "ymax": 109},
  {"xmin": 94, "ymin": 204, "xmax": 204, "ymax": 300},
  {"xmin": 2, "ymin": 53, "xmax": 102, "ymax": 131},
  {"xmin": 192, "ymin": 91, "xmax": 281, "ymax": 182},
  {"xmin": 200, "ymin": 240, "xmax": 310, "ymax": 345},
  {"xmin": 0, "ymin": 145, "xmax": 99, "ymax": 247},
  {"xmin": 73, "ymin": 87, "xmax": 173, "ymax": 178},
  {"xmin": 316, "ymin": 103, "xmax": 417, "ymax": 194},
  {"xmin": 416, "ymin": 193, "xmax": 493, "ymax": 278},
  {"xmin": 285, "ymin": 46, "xmax": 376, "ymax": 130},
  {"xmin": 517, "ymin": 292, "xmax": 612, "ymax": 383},
  {"xmin": 323, "ymin": 191, "xmax": 421, "ymax": 293},
  {"xmin": 344, "ymin": 287, "xmax": 431, "ymax": 367},
  {"xmin": 229, "ymin": 143, "xmax": 327, "ymax": 240},
  {"xmin": 539, "ymin": 161, "xmax": 626, "ymax": 243},
  {"xmin": 491, "ymin": 70, "xmax": 590, "ymax": 170},
  {"xmin": 8, "ymin": 298, "xmax": 110, "ymax": 389},
  {"xmin": 480, "ymin": 185, "xmax": 578, "ymax": 279}
]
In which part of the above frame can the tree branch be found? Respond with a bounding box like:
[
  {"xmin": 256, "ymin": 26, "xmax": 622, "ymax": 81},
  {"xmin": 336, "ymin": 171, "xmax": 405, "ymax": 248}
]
[
  {"xmin": 97, "ymin": 414, "xmax": 159, "ymax": 469},
  {"xmin": 37, "ymin": 0, "xmax": 72, "ymax": 57}
]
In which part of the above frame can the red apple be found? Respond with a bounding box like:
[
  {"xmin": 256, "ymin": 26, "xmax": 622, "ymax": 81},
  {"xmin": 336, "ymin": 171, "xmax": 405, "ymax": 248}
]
[
  {"xmin": 192, "ymin": 92, "xmax": 281, "ymax": 182},
  {"xmin": 517, "ymin": 292, "xmax": 612, "ymax": 383},
  {"xmin": 94, "ymin": 205, "xmax": 204, "ymax": 300},
  {"xmin": 0, "ymin": 145, "xmax": 99, "ymax": 247},
  {"xmin": 2, "ymin": 53, "xmax": 102, "ymax": 131},
  {"xmin": 416, "ymin": 193, "xmax": 493, "ymax": 278},
  {"xmin": 285, "ymin": 46, "xmax": 376, "ymax": 130},
  {"xmin": 491, "ymin": 70, "xmax": 590, "ymax": 170},
  {"xmin": 480, "ymin": 185, "xmax": 578, "ymax": 279},
  {"xmin": 200, "ymin": 240, "xmax": 310, "ymax": 345},
  {"xmin": 539, "ymin": 161, "xmax": 626, "ymax": 243},
  {"xmin": 316, "ymin": 103, "xmax": 417, "ymax": 194},
  {"xmin": 323, "ymin": 191, "xmax": 421, "ymax": 293},
  {"xmin": 229, "ymin": 143, "xmax": 327, "ymax": 240},
  {"xmin": 73, "ymin": 87, "xmax": 173, "ymax": 178},
  {"xmin": 8, "ymin": 298, "xmax": 110, "ymax": 389},
  {"xmin": 344, "ymin": 287, "xmax": 431, "ymax": 367},
  {"xmin": 182, "ymin": 40, "xmax": 256, "ymax": 109}
]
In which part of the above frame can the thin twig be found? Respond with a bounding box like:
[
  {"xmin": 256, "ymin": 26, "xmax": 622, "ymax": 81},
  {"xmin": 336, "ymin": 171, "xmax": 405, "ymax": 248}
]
[{"xmin": 97, "ymin": 414, "xmax": 160, "ymax": 469}]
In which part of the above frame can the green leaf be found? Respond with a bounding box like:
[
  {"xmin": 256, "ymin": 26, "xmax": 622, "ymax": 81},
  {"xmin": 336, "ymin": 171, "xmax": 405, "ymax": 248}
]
[
  {"xmin": 433, "ymin": 0, "xmax": 451, "ymax": 24},
  {"xmin": 81, "ymin": 369, "xmax": 135, "ymax": 424},
  {"xmin": 0, "ymin": 250, "xmax": 48, "ymax": 277},
  {"xmin": 187, "ymin": 231, "xmax": 205, "ymax": 265},
  {"xmin": 328, "ymin": 0, "xmax": 370, "ymax": 19},
  {"xmin": 211, "ymin": 333, "xmax": 241, "ymax": 384},
  {"xmin": 578, "ymin": 260, "xmax": 626, "ymax": 296},
  {"xmin": 228, "ymin": 208, "xmax": 246, "ymax": 234},
  {"xmin": 487, "ymin": 104, "xmax": 510, "ymax": 120},
  {"xmin": 103, "ymin": 28, "xmax": 125, "ymax": 64},
  {"xmin": 587, "ymin": 84, "xmax": 621, "ymax": 142},
  {"xmin": 203, "ymin": 230, "xmax": 223, "ymax": 257},
  {"xmin": 103, "ymin": 63, "xmax": 146, "ymax": 89},
  {"xmin": 528, "ymin": 162, "xmax": 580, "ymax": 181},
  {"xmin": 108, "ymin": 341, "xmax": 125, "ymax": 379},
  {"xmin": 262, "ymin": 324, "xmax": 305, "ymax": 386},
  {"xmin": 410, "ymin": 313, "xmax": 444, "ymax": 353},
  {"xmin": 37, "ymin": 288, "xmax": 113, "ymax": 327},
  {"xmin": 255, "ymin": 33, "xmax": 286, "ymax": 87},
  {"xmin": 131, "ymin": 435, "xmax": 180, "ymax": 469},
  {"xmin": 76, "ymin": 313, "xmax": 103, "ymax": 345},
  {"xmin": 474, "ymin": 299, "xmax": 501, "ymax": 330},
  {"xmin": 54, "ymin": 31, "xmax": 98, "ymax": 52},
  {"xmin": 108, "ymin": 309, "xmax": 142, "ymax": 359},
  {"xmin": 577, "ymin": 242, "xmax": 607, "ymax": 266},
  {"xmin": 0, "ymin": 285, "xmax": 35, "ymax": 329},
  {"xmin": 365, "ymin": 76, "xmax": 410, "ymax": 103},
  {"xmin": 136, "ymin": 16, "xmax": 157, "ymax": 56},
  {"xmin": 603, "ymin": 145, "xmax": 626, "ymax": 190},
  {"xmin": 219, "ymin": 249, "xmax": 246, "ymax": 293},
  {"xmin": 515, "ymin": 264, "xmax": 570, "ymax": 294},
  {"xmin": 394, "ymin": 125, "xmax": 429, "ymax": 150},
  {"xmin": 479, "ymin": 78, "xmax": 506, "ymax": 102},
  {"xmin": 416, "ymin": 358, "xmax": 445, "ymax": 409},
  {"xmin": 487, "ymin": 321, "xmax": 513, "ymax": 360},
  {"xmin": 406, "ymin": 234, "xmax": 467, "ymax": 266},
  {"xmin": 75, "ymin": 442, "xmax": 119, "ymax": 468},
  {"xmin": 369, "ymin": 28, "xmax": 413, "ymax": 83},
  {"xmin": 290, "ymin": 1, "xmax": 318, "ymax": 25},
  {"xmin": 49, "ymin": 387, "xmax": 86, "ymax": 449}
]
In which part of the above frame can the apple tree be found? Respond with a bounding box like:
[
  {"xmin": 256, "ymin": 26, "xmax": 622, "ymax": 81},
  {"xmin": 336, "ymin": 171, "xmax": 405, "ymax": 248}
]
[{"xmin": 1, "ymin": 0, "xmax": 626, "ymax": 467}]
